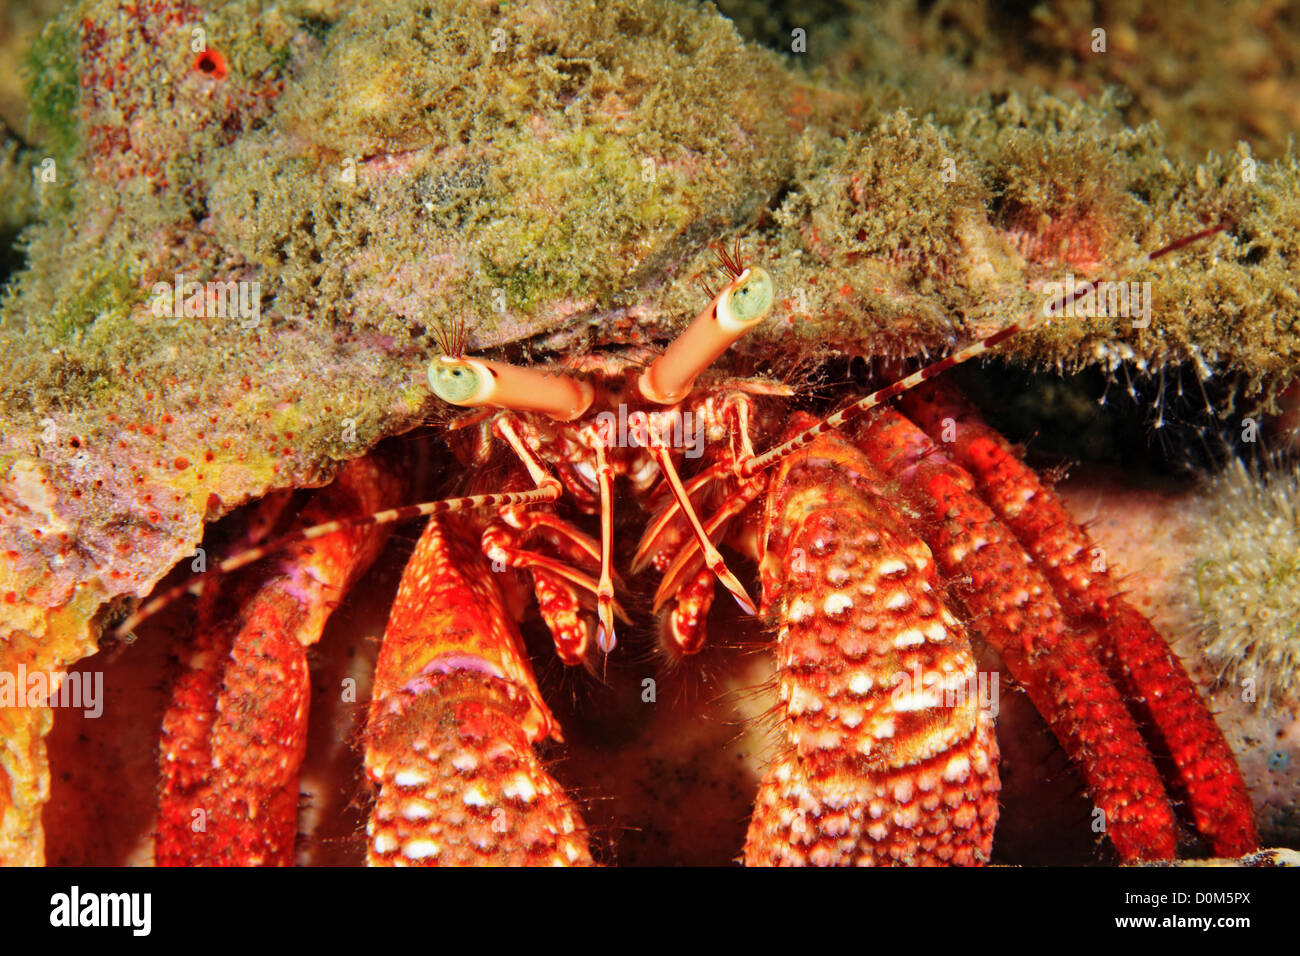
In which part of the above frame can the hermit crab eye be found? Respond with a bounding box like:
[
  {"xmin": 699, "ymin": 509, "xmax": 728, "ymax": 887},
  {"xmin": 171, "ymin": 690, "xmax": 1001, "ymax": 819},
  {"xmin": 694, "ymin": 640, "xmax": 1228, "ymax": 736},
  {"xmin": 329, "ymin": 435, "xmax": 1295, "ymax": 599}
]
[
  {"xmin": 428, "ymin": 358, "xmax": 485, "ymax": 405},
  {"xmin": 727, "ymin": 267, "xmax": 774, "ymax": 323},
  {"xmin": 427, "ymin": 355, "xmax": 595, "ymax": 420}
]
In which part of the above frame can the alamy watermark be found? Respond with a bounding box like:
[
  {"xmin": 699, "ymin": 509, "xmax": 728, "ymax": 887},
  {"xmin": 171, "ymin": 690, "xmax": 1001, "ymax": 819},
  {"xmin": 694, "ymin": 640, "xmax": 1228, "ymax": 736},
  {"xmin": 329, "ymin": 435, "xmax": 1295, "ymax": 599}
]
[
  {"xmin": 889, "ymin": 662, "xmax": 999, "ymax": 718},
  {"xmin": 1042, "ymin": 276, "xmax": 1152, "ymax": 329},
  {"xmin": 593, "ymin": 404, "xmax": 705, "ymax": 459},
  {"xmin": 50, "ymin": 886, "xmax": 150, "ymax": 936},
  {"xmin": 0, "ymin": 665, "xmax": 103, "ymax": 718},
  {"xmin": 150, "ymin": 273, "xmax": 261, "ymax": 328}
]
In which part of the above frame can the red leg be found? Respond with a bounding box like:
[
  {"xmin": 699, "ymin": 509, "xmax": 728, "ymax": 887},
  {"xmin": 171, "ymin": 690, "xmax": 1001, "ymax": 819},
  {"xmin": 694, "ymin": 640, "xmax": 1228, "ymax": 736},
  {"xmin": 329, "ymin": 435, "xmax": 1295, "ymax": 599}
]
[
  {"xmin": 157, "ymin": 457, "xmax": 399, "ymax": 865},
  {"xmin": 855, "ymin": 407, "xmax": 1178, "ymax": 860},
  {"xmin": 902, "ymin": 380, "xmax": 1258, "ymax": 857}
]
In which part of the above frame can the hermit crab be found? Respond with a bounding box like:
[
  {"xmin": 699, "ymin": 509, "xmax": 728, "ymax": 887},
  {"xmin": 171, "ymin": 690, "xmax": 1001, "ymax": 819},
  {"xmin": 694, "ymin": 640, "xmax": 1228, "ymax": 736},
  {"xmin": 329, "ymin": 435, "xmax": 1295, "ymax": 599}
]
[
  {"xmin": 104, "ymin": 230, "xmax": 1257, "ymax": 866},
  {"xmin": 6, "ymin": 0, "xmax": 1291, "ymax": 869}
]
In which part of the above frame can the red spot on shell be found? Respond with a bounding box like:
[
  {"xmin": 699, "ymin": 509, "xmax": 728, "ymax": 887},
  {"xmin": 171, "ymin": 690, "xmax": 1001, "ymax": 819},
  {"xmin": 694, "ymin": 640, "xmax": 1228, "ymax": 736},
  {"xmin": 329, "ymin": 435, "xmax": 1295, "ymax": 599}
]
[
  {"xmin": 193, "ymin": 49, "xmax": 228, "ymax": 80},
  {"xmin": 174, "ymin": 457, "xmax": 190, "ymax": 470}
]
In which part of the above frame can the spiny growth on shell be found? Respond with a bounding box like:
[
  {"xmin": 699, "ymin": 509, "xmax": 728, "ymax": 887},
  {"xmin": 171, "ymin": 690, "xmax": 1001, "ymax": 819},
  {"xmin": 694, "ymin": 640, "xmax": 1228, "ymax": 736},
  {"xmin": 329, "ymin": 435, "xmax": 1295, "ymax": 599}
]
[{"xmin": 1182, "ymin": 458, "xmax": 1300, "ymax": 705}]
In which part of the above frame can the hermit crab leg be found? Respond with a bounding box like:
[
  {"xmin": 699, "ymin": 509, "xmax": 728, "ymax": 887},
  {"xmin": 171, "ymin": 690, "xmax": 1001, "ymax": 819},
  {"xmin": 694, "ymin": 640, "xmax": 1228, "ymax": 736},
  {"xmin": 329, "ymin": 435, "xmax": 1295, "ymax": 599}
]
[
  {"xmin": 652, "ymin": 481, "xmax": 764, "ymax": 614},
  {"xmin": 900, "ymin": 381, "xmax": 1259, "ymax": 858},
  {"xmin": 585, "ymin": 428, "xmax": 619, "ymax": 653},
  {"xmin": 110, "ymin": 481, "xmax": 563, "ymax": 641},
  {"xmin": 728, "ymin": 390, "xmax": 759, "ymax": 463},
  {"xmin": 474, "ymin": 414, "xmax": 635, "ymax": 639},
  {"xmin": 630, "ymin": 461, "xmax": 731, "ymax": 573},
  {"xmin": 854, "ymin": 406, "xmax": 1179, "ymax": 861},
  {"xmin": 630, "ymin": 399, "xmax": 759, "ymax": 576},
  {"xmin": 513, "ymin": 511, "xmax": 604, "ymax": 570},
  {"xmin": 157, "ymin": 457, "xmax": 401, "ymax": 865},
  {"xmin": 480, "ymin": 534, "xmax": 603, "ymax": 605},
  {"xmin": 645, "ymin": 415, "xmax": 756, "ymax": 614},
  {"xmin": 492, "ymin": 499, "xmax": 629, "ymax": 591},
  {"xmin": 479, "ymin": 528, "xmax": 631, "ymax": 626},
  {"xmin": 491, "ymin": 415, "xmax": 564, "ymax": 493},
  {"xmin": 647, "ymin": 396, "xmax": 771, "ymax": 623}
]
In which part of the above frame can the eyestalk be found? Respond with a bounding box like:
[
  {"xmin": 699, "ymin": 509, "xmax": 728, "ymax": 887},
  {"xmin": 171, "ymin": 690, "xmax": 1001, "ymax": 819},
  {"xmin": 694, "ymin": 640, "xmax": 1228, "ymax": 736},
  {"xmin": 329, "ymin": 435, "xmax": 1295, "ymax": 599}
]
[
  {"xmin": 639, "ymin": 266, "xmax": 774, "ymax": 405},
  {"xmin": 428, "ymin": 356, "xmax": 595, "ymax": 422}
]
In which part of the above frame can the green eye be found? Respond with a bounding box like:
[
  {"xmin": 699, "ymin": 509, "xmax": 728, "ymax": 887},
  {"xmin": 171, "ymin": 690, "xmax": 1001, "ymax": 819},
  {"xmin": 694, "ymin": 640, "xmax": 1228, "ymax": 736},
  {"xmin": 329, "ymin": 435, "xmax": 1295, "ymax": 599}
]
[
  {"xmin": 428, "ymin": 360, "xmax": 483, "ymax": 404},
  {"xmin": 729, "ymin": 267, "xmax": 774, "ymax": 323}
]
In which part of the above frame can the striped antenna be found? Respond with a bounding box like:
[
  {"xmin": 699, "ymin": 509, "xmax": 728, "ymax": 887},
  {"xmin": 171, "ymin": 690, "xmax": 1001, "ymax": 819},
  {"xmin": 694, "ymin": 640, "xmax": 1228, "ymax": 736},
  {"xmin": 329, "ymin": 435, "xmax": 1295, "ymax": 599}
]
[
  {"xmin": 112, "ymin": 484, "xmax": 561, "ymax": 641},
  {"xmin": 740, "ymin": 221, "xmax": 1231, "ymax": 477}
]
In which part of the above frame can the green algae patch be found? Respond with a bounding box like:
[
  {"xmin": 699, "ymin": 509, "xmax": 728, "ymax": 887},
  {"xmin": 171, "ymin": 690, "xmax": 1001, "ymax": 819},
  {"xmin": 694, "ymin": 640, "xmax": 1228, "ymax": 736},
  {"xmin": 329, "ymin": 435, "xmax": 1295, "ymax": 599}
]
[
  {"xmin": 770, "ymin": 0, "xmax": 1300, "ymax": 165},
  {"xmin": 21, "ymin": 11, "xmax": 79, "ymax": 161},
  {"xmin": 711, "ymin": 88, "xmax": 1300, "ymax": 400},
  {"xmin": 474, "ymin": 126, "xmax": 693, "ymax": 314},
  {"xmin": 47, "ymin": 262, "xmax": 143, "ymax": 347},
  {"xmin": 209, "ymin": 0, "xmax": 800, "ymax": 345}
]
